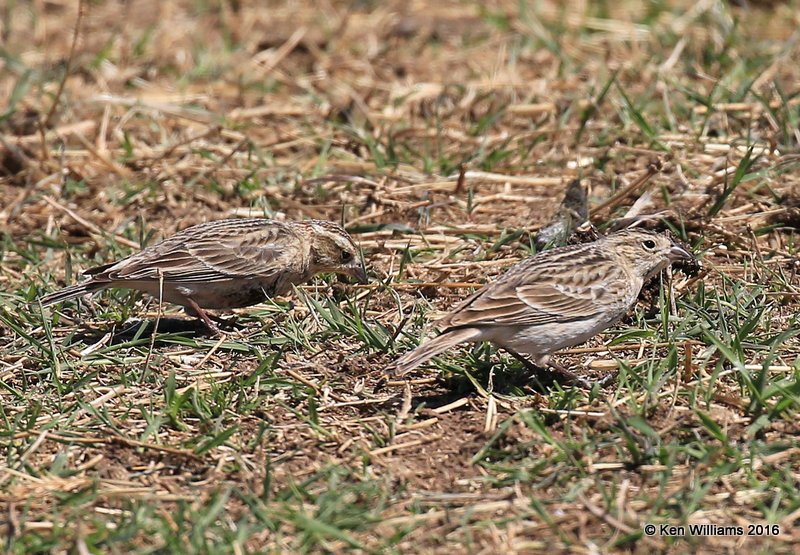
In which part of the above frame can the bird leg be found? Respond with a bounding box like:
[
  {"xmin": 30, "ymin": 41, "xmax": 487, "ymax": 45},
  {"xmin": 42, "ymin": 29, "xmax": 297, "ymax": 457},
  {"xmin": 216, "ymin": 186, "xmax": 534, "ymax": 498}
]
[
  {"xmin": 505, "ymin": 349, "xmax": 600, "ymax": 390},
  {"xmin": 183, "ymin": 296, "xmax": 221, "ymax": 334},
  {"xmin": 503, "ymin": 349, "xmax": 552, "ymax": 391},
  {"xmin": 546, "ymin": 360, "xmax": 598, "ymax": 390}
]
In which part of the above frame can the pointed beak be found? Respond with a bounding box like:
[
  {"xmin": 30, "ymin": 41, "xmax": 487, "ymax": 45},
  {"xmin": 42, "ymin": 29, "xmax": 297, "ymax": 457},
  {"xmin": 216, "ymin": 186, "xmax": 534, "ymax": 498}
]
[
  {"xmin": 668, "ymin": 244, "xmax": 693, "ymax": 261},
  {"xmin": 349, "ymin": 262, "xmax": 368, "ymax": 284}
]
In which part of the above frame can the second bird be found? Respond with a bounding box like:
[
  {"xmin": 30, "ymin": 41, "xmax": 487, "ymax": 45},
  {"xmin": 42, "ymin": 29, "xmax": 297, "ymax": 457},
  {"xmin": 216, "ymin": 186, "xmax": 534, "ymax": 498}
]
[
  {"xmin": 39, "ymin": 218, "xmax": 367, "ymax": 330},
  {"xmin": 391, "ymin": 229, "xmax": 692, "ymax": 379}
]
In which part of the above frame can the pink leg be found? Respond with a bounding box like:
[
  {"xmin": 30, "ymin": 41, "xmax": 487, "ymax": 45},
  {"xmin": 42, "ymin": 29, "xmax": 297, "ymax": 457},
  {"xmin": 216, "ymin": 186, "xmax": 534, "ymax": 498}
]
[{"xmin": 183, "ymin": 296, "xmax": 220, "ymax": 334}]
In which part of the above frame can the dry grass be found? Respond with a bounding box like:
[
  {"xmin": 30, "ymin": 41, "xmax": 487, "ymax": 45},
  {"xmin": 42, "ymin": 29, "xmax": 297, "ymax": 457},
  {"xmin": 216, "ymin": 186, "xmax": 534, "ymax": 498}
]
[{"xmin": 1, "ymin": 0, "xmax": 799, "ymax": 553}]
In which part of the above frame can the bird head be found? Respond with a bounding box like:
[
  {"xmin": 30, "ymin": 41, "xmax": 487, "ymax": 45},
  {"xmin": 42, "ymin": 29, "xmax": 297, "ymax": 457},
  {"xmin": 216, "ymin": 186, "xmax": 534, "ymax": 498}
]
[
  {"xmin": 606, "ymin": 229, "xmax": 693, "ymax": 280},
  {"xmin": 306, "ymin": 221, "xmax": 368, "ymax": 283}
]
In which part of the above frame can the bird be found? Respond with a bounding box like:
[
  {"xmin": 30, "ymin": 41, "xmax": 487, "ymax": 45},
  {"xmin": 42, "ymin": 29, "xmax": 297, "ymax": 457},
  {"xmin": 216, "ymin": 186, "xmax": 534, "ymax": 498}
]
[
  {"xmin": 390, "ymin": 229, "xmax": 693, "ymax": 382},
  {"xmin": 38, "ymin": 218, "xmax": 367, "ymax": 330}
]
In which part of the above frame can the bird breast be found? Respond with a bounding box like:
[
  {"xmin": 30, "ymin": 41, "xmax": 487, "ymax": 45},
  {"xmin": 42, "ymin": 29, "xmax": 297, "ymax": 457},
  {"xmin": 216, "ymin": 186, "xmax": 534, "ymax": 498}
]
[{"xmin": 492, "ymin": 309, "xmax": 627, "ymax": 358}]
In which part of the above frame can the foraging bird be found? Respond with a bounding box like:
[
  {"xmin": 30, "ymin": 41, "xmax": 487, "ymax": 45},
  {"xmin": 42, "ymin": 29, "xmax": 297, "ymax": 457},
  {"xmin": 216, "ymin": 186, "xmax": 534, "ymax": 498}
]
[
  {"xmin": 390, "ymin": 229, "xmax": 693, "ymax": 380},
  {"xmin": 38, "ymin": 218, "xmax": 367, "ymax": 330}
]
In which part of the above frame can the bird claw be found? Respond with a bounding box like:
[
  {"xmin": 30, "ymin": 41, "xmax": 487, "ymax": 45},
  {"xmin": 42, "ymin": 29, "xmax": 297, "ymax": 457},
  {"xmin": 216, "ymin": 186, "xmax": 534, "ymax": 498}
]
[
  {"xmin": 207, "ymin": 313, "xmax": 245, "ymax": 331},
  {"xmin": 547, "ymin": 362, "xmax": 617, "ymax": 390},
  {"xmin": 505, "ymin": 349, "xmax": 615, "ymax": 390}
]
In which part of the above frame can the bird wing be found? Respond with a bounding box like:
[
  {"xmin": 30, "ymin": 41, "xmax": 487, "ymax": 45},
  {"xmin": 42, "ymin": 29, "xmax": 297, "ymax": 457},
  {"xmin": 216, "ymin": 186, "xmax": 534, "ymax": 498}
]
[
  {"xmin": 439, "ymin": 251, "xmax": 630, "ymax": 329},
  {"xmin": 94, "ymin": 219, "xmax": 295, "ymax": 283}
]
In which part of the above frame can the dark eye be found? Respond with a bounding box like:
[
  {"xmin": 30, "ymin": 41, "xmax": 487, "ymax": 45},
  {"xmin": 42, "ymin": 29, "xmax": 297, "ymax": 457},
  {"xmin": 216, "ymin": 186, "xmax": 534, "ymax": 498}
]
[
  {"xmin": 341, "ymin": 250, "xmax": 353, "ymax": 262},
  {"xmin": 642, "ymin": 239, "xmax": 657, "ymax": 250}
]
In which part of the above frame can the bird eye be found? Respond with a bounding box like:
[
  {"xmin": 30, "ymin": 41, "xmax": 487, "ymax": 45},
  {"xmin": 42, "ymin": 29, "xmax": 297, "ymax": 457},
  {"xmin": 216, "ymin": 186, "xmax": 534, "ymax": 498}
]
[
  {"xmin": 642, "ymin": 239, "xmax": 657, "ymax": 250},
  {"xmin": 341, "ymin": 250, "xmax": 353, "ymax": 263}
]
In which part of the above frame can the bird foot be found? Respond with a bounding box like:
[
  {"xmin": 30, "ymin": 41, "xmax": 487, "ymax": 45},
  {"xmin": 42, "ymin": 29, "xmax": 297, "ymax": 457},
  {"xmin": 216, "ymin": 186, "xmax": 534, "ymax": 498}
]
[
  {"xmin": 182, "ymin": 298, "xmax": 244, "ymax": 334},
  {"xmin": 206, "ymin": 312, "xmax": 245, "ymax": 331},
  {"xmin": 505, "ymin": 349, "xmax": 615, "ymax": 390},
  {"xmin": 547, "ymin": 361, "xmax": 617, "ymax": 389}
]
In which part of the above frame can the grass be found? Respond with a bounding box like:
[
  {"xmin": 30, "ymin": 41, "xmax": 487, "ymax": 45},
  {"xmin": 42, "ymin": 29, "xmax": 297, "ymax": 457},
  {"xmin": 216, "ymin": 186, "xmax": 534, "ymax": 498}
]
[{"xmin": 1, "ymin": 0, "xmax": 799, "ymax": 552}]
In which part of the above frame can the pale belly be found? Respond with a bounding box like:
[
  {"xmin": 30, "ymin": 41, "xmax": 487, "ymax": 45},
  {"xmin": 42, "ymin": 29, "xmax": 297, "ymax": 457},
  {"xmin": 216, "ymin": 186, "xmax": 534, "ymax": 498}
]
[
  {"xmin": 117, "ymin": 276, "xmax": 297, "ymax": 309},
  {"xmin": 481, "ymin": 310, "xmax": 629, "ymax": 358}
]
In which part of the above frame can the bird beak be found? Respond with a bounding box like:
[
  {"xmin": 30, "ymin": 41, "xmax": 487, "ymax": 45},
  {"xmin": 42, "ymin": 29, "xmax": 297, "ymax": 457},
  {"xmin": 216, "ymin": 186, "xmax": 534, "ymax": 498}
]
[
  {"xmin": 668, "ymin": 244, "xmax": 693, "ymax": 261},
  {"xmin": 348, "ymin": 262, "xmax": 369, "ymax": 284}
]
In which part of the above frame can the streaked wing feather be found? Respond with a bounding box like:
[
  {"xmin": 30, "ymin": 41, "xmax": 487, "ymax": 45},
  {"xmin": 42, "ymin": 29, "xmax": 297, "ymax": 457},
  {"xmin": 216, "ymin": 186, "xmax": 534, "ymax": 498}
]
[
  {"xmin": 102, "ymin": 220, "xmax": 291, "ymax": 283},
  {"xmin": 440, "ymin": 255, "xmax": 628, "ymax": 329},
  {"xmin": 515, "ymin": 282, "xmax": 604, "ymax": 320}
]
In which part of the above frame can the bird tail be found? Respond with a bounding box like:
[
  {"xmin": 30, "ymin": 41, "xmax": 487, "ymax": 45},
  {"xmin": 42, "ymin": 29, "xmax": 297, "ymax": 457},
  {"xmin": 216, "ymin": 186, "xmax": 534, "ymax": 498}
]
[
  {"xmin": 37, "ymin": 281, "xmax": 105, "ymax": 307},
  {"xmin": 390, "ymin": 327, "xmax": 482, "ymax": 378}
]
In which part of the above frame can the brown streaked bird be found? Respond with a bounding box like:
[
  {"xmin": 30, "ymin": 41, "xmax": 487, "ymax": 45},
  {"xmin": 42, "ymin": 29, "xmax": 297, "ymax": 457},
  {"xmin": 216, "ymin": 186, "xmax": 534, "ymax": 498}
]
[
  {"xmin": 38, "ymin": 218, "xmax": 367, "ymax": 330},
  {"xmin": 390, "ymin": 229, "xmax": 693, "ymax": 382}
]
